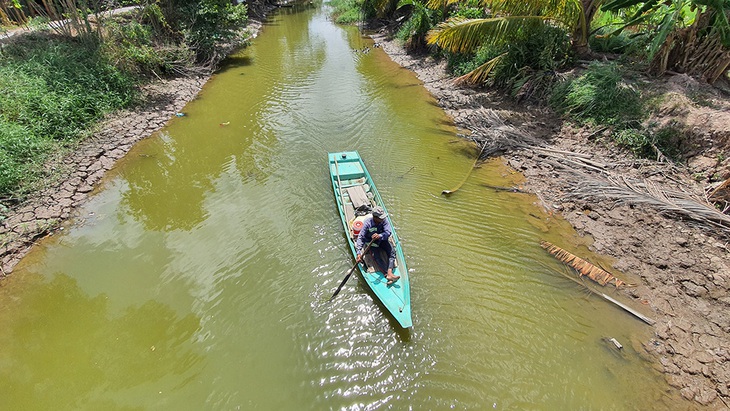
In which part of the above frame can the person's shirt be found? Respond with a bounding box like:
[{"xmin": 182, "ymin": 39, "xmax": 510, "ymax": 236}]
[{"xmin": 356, "ymin": 216, "xmax": 392, "ymax": 253}]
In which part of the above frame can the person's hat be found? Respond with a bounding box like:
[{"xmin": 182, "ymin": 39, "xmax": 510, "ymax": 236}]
[{"xmin": 372, "ymin": 206, "xmax": 387, "ymax": 219}]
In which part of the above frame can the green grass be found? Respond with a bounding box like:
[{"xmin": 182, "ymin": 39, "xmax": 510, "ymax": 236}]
[
  {"xmin": 329, "ymin": 0, "xmax": 363, "ymax": 24},
  {"xmin": 550, "ymin": 62, "xmax": 685, "ymax": 160},
  {"xmin": 0, "ymin": 33, "xmax": 138, "ymax": 199},
  {"xmin": 550, "ymin": 62, "xmax": 642, "ymax": 127}
]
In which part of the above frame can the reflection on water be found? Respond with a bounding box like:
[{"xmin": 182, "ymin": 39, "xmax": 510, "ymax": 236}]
[{"xmin": 0, "ymin": 3, "xmax": 691, "ymax": 410}]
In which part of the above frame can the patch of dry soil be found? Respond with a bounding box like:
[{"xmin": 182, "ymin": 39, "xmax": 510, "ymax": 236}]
[{"xmin": 370, "ymin": 31, "xmax": 730, "ymax": 409}]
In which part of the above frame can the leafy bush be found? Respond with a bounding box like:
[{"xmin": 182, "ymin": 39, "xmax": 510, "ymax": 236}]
[
  {"xmin": 395, "ymin": 0, "xmax": 437, "ymax": 50},
  {"xmin": 161, "ymin": 0, "xmax": 248, "ymax": 62},
  {"xmin": 447, "ymin": 23, "xmax": 572, "ymax": 92},
  {"xmin": 588, "ymin": 26, "xmax": 652, "ymax": 64},
  {"xmin": 614, "ymin": 125, "xmax": 682, "ymax": 160},
  {"xmin": 589, "ymin": 27, "xmax": 635, "ymax": 53},
  {"xmin": 550, "ymin": 62, "xmax": 642, "ymax": 127},
  {"xmin": 448, "ymin": 0, "xmax": 486, "ymax": 19},
  {"xmin": 103, "ymin": 20, "xmax": 164, "ymax": 75}
]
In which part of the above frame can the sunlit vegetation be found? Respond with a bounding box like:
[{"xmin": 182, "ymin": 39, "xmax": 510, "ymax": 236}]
[
  {"xmin": 550, "ymin": 62, "xmax": 642, "ymax": 128},
  {"xmin": 0, "ymin": 0, "xmax": 251, "ymax": 200},
  {"xmin": 0, "ymin": 36, "xmax": 138, "ymax": 199},
  {"xmin": 330, "ymin": 0, "xmax": 364, "ymax": 24}
]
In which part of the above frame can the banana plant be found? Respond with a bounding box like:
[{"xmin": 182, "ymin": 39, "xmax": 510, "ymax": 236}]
[{"xmin": 601, "ymin": 0, "xmax": 730, "ymax": 81}]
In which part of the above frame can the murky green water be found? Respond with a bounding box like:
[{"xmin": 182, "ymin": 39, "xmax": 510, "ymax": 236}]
[{"xmin": 0, "ymin": 3, "xmax": 689, "ymax": 410}]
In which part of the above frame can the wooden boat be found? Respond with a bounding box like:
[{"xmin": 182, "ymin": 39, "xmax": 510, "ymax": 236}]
[{"xmin": 328, "ymin": 151, "xmax": 412, "ymax": 328}]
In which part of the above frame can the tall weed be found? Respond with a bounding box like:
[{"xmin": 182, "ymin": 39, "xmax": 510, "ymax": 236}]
[{"xmin": 0, "ymin": 120, "xmax": 51, "ymax": 197}]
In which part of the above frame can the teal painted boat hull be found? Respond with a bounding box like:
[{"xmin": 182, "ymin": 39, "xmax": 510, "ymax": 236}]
[{"xmin": 328, "ymin": 151, "xmax": 412, "ymax": 329}]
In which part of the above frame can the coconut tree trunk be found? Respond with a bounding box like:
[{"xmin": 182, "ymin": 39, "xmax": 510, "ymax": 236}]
[
  {"xmin": 581, "ymin": 0, "xmax": 601, "ymax": 31},
  {"xmin": 573, "ymin": 0, "xmax": 602, "ymax": 56}
]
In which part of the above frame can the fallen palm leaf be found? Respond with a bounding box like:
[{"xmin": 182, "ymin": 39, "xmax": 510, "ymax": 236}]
[
  {"xmin": 548, "ymin": 263, "xmax": 655, "ymax": 326},
  {"xmin": 571, "ymin": 176, "xmax": 730, "ymax": 236},
  {"xmin": 540, "ymin": 241, "xmax": 624, "ymax": 288}
]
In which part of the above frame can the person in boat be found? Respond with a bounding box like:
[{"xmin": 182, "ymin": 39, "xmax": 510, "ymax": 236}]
[{"xmin": 355, "ymin": 206, "xmax": 400, "ymax": 285}]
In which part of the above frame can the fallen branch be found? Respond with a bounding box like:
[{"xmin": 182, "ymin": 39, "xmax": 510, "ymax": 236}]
[
  {"xmin": 481, "ymin": 184, "xmax": 527, "ymax": 193},
  {"xmin": 442, "ymin": 143, "xmax": 486, "ymax": 195}
]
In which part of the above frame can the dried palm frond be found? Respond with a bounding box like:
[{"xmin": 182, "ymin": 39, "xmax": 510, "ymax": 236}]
[
  {"xmin": 708, "ymin": 178, "xmax": 730, "ymax": 214},
  {"xmin": 571, "ymin": 176, "xmax": 730, "ymax": 237},
  {"xmin": 540, "ymin": 241, "xmax": 624, "ymax": 288}
]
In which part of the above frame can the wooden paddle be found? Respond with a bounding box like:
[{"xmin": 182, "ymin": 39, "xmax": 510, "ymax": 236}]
[{"xmin": 328, "ymin": 239, "xmax": 374, "ymax": 302}]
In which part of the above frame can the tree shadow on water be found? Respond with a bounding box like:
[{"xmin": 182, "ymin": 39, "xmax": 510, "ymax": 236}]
[{"xmin": 216, "ymin": 55, "xmax": 254, "ymax": 74}]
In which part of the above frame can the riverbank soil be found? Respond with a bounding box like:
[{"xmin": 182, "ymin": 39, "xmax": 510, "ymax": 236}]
[{"xmin": 370, "ymin": 32, "xmax": 730, "ymax": 408}]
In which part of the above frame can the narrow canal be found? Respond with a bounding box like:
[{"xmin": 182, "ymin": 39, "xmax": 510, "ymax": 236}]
[{"xmin": 0, "ymin": 3, "xmax": 688, "ymax": 409}]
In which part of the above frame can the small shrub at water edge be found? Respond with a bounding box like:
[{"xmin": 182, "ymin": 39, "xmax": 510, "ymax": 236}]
[{"xmin": 329, "ymin": 0, "xmax": 363, "ymax": 24}]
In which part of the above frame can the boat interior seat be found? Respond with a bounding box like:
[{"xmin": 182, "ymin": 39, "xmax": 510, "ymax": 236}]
[{"xmin": 346, "ymin": 185, "xmax": 370, "ymax": 209}]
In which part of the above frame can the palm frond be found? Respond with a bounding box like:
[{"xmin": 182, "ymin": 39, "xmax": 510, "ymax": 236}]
[
  {"xmin": 425, "ymin": 0, "xmax": 461, "ymax": 11},
  {"xmin": 455, "ymin": 52, "xmax": 506, "ymax": 84},
  {"xmin": 572, "ymin": 176, "xmax": 730, "ymax": 235},
  {"xmin": 427, "ymin": 16, "xmax": 546, "ymax": 53},
  {"xmin": 601, "ymin": 0, "xmax": 647, "ymax": 12},
  {"xmin": 649, "ymin": 3, "xmax": 683, "ymax": 59},
  {"xmin": 488, "ymin": 0, "xmax": 584, "ymax": 29},
  {"xmin": 541, "ymin": 241, "xmax": 625, "ymax": 287}
]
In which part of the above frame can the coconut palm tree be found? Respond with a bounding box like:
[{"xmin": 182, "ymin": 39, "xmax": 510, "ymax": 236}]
[{"xmin": 426, "ymin": 0, "xmax": 598, "ymax": 84}]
